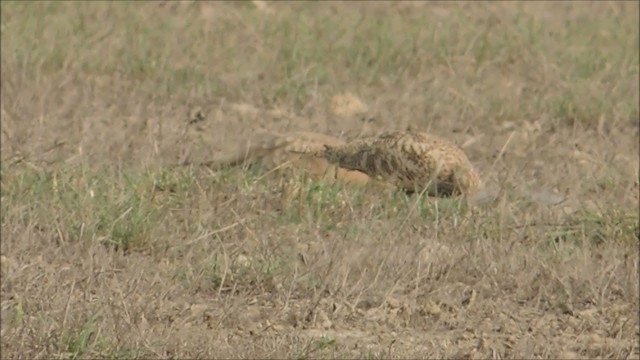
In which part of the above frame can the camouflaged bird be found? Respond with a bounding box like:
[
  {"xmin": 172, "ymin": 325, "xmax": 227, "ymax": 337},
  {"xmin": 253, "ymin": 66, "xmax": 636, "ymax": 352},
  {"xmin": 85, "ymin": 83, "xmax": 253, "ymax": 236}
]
[
  {"xmin": 201, "ymin": 131, "xmax": 370, "ymax": 184},
  {"xmin": 315, "ymin": 131, "xmax": 482, "ymax": 197}
]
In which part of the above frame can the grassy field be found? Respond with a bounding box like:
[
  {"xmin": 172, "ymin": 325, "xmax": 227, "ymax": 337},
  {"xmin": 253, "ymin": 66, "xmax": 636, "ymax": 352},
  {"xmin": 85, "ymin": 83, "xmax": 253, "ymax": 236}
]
[{"xmin": 1, "ymin": 1, "xmax": 639, "ymax": 358}]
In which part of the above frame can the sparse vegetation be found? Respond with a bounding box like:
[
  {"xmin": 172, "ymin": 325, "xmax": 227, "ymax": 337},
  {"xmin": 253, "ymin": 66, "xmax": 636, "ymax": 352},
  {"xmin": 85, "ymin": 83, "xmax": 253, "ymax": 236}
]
[{"xmin": 1, "ymin": 1, "xmax": 638, "ymax": 358}]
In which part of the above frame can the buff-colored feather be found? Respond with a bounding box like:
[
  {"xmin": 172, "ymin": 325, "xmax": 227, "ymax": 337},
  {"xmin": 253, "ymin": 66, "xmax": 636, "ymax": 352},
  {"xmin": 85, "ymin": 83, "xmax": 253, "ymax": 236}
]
[{"xmin": 203, "ymin": 131, "xmax": 370, "ymax": 184}]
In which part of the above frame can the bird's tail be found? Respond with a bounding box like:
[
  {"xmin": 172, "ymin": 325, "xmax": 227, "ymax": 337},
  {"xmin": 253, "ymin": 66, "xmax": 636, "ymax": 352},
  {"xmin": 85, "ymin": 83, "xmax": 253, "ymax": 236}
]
[{"xmin": 290, "ymin": 144, "xmax": 333, "ymax": 160}]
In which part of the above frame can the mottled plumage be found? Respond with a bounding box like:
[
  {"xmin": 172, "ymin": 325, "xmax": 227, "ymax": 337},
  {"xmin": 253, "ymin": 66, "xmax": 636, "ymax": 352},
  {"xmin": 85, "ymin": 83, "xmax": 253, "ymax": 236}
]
[
  {"xmin": 204, "ymin": 131, "xmax": 370, "ymax": 184},
  {"xmin": 317, "ymin": 131, "xmax": 481, "ymax": 196}
]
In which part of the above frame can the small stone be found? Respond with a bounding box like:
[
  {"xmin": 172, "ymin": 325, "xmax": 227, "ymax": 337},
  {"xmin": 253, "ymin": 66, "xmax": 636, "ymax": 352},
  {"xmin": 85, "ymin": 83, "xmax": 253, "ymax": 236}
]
[
  {"xmin": 329, "ymin": 92, "xmax": 368, "ymax": 118},
  {"xmin": 386, "ymin": 297, "xmax": 401, "ymax": 309},
  {"xmin": 235, "ymin": 254, "xmax": 252, "ymax": 268},
  {"xmin": 421, "ymin": 299, "xmax": 442, "ymax": 316}
]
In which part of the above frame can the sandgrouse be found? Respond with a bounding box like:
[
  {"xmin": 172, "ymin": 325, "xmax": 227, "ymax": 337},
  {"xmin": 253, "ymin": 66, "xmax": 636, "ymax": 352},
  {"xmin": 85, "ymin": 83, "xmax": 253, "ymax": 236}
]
[{"xmin": 315, "ymin": 131, "xmax": 481, "ymax": 197}]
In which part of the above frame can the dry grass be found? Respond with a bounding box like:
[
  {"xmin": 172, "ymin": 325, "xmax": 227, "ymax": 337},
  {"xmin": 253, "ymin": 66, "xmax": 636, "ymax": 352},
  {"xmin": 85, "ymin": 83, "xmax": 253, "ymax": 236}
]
[{"xmin": 1, "ymin": 1, "xmax": 639, "ymax": 359}]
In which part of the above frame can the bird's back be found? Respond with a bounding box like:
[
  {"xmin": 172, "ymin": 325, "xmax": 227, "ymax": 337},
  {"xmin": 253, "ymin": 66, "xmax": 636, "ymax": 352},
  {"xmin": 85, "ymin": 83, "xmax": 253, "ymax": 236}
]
[{"xmin": 321, "ymin": 131, "xmax": 481, "ymax": 196}]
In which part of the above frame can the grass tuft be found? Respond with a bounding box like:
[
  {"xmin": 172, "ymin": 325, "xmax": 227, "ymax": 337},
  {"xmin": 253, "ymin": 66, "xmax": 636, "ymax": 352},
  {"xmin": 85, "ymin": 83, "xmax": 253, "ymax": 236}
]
[{"xmin": 1, "ymin": 1, "xmax": 638, "ymax": 358}]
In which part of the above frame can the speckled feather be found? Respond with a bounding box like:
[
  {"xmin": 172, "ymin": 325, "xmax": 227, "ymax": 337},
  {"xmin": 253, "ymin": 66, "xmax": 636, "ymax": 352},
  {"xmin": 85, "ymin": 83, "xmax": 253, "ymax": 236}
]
[{"xmin": 318, "ymin": 131, "xmax": 481, "ymax": 196}]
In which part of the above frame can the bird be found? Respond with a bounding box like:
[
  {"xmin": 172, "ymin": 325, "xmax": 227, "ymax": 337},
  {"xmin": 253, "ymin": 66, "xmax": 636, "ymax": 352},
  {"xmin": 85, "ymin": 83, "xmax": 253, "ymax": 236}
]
[
  {"xmin": 313, "ymin": 131, "xmax": 482, "ymax": 197},
  {"xmin": 197, "ymin": 131, "xmax": 371, "ymax": 184}
]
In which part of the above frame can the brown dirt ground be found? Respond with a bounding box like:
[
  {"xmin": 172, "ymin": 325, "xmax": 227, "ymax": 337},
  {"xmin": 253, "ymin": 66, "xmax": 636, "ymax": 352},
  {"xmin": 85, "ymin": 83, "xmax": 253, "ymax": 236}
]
[{"xmin": 1, "ymin": 2, "xmax": 639, "ymax": 359}]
